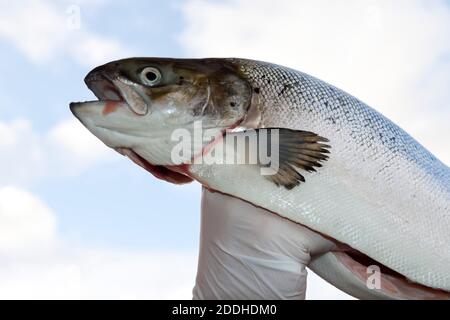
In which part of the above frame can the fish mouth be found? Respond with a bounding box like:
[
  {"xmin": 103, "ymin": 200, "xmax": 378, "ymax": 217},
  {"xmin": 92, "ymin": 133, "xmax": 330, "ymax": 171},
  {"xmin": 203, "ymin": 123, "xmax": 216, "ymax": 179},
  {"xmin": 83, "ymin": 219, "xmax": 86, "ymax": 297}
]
[
  {"xmin": 70, "ymin": 72, "xmax": 127, "ymax": 117},
  {"xmin": 116, "ymin": 148, "xmax": 193, "ymax": 185},
  {"xmin": 82, "ymin": 71, "xmax": 149, "ymax": 115},
  {"xmin": 83, "ymin": 71, "xmax": 125, "ymax": 104}
]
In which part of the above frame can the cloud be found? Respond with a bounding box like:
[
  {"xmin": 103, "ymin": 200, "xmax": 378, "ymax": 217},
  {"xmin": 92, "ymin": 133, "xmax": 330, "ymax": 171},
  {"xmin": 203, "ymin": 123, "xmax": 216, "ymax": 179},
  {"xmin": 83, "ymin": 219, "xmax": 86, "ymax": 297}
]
[
  {"xmin": 0, "ymin": 118, "xmax": 115, "ymax": 185},
  {"xmin": 0, "ymin": 184, "xmax": 196, "ymax": 299},
  {"xmin": 0, "ymin": 119, "xmax": 46, "ymax": 185},
  {"xmin": 0, "ymin": 186, "xmax": 57, "ymax": 255},
  {"xmin": 0, "ymin": 248, "xmax": 197, "ymax": 299},
  {"xmin": 180, "ymin": 0, "xmax": 450, "ymax": 164},
  {"xmin": 71, "ymin": 33, "xmax": 130, "ymax": 67},
  {"xmin": 46, "ymin": 118, "xmax": 116, "ymax": 175},
  {"xmin": 0, "ymin": 0, "xmax": 130, "ymax": 67}
]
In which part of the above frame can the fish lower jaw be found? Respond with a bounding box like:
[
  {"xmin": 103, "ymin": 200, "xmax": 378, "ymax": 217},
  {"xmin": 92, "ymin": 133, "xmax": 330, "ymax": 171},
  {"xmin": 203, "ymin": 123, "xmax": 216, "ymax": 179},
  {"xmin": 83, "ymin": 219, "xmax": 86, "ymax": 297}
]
[{"xmin": 115, "ymin": 147, "xmax": 194, "ymax": 184}]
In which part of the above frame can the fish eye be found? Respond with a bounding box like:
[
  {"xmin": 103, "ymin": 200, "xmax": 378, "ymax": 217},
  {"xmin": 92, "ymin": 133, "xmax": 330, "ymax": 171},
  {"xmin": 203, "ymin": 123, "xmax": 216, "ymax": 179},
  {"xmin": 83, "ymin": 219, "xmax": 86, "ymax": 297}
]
[{"xmin": 140, "ymin": 67, "xmax": 162, "ymax": 86}]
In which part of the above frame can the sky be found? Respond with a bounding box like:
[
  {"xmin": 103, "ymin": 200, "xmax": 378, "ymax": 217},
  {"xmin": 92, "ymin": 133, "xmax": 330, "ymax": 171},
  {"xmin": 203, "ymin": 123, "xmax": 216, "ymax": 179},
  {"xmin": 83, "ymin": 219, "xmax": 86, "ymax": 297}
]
[{"xmin": 0, "ymin": 0, "xmax": 449, "ymax": 299}]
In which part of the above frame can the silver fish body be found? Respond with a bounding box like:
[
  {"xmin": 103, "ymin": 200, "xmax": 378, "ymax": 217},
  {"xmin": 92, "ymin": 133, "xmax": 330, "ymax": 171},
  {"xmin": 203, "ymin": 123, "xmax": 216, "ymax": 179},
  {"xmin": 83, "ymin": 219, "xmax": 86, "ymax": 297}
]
[{"xmin": 187, "ymin": 59, "xmax": 450, "ymax": 292}]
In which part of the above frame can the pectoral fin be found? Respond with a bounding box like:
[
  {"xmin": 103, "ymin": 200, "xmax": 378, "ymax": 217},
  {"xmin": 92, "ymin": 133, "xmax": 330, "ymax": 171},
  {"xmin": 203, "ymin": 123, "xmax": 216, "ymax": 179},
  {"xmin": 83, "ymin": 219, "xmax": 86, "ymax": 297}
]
[
  {"xmin": 226, "ymin": 128, "xmax": 331, "ymax": 190},
  {"xmin": 267, "ymin": 128, "xmax": 330, "ymax": 189}
]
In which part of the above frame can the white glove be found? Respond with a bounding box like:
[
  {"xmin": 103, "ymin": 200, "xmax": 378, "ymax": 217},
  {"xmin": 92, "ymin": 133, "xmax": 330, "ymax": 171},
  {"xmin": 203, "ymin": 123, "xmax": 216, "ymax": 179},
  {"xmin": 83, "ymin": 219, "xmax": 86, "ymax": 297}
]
[{"xmin": 193, "ymin": 187, "xmax": 338, "ymax": 300}]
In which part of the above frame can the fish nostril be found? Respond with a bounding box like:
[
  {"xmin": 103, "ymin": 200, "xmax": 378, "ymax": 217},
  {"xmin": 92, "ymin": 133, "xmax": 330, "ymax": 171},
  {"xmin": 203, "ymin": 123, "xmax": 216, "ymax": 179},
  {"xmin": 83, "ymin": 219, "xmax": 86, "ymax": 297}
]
[
  {"xmin": 84, "ymin": 68, "xmax": 105, "ymax": 86},
  {"xmin": 84, "ymin": 62, "xmax": 118, "ymax": 85}
]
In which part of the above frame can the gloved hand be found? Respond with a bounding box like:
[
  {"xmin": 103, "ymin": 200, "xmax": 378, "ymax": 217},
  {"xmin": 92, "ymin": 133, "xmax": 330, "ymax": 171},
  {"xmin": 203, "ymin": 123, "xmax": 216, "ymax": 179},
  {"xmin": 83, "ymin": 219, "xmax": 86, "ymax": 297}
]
[{"xmin": 193, "ymin": 187, "xmax": 338, "ymax": 300}]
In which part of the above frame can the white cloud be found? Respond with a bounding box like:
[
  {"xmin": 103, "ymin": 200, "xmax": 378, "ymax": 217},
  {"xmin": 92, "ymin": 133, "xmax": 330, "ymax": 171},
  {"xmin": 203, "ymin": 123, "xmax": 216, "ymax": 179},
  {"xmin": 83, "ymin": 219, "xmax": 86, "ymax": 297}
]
[
  {"xmin": 180, "ymin": 0, "xmax": 450, "ymax": 165},
  {"xmin": 0, "ymin": 118, "xmax": 115, "ymax": 185},
  {"xmin": 0, "ymin": 184, "xmax": 196, "ymax": 299},
  {"xmin": 0, "ymin": 249, "xmax": 197, "ymax": 299},
  {"xmin": 46, "ymin": 118, "xmax": 116, "ymax": 175},
  {"xmin": 71, "ymin": 33, "xmax": 129, "ymax": 67},
  {"xmin": 0, "ymin": 119, "xmax": 46, "ymax": 185},
  {"xmin": 0, "ymin": 0, "xmax": 130, "ymax": 67},
  {"xmin": 0, "ymin": 186, "xmax": 57, "ymax": 255}
]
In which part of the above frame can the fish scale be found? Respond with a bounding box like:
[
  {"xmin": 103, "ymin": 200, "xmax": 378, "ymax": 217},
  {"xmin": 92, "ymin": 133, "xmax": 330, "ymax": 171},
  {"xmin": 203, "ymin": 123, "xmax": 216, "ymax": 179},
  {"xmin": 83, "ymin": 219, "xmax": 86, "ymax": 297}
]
[{"xmin": 190, "ymin": 58, "xmax": 450, "ymax": 290}]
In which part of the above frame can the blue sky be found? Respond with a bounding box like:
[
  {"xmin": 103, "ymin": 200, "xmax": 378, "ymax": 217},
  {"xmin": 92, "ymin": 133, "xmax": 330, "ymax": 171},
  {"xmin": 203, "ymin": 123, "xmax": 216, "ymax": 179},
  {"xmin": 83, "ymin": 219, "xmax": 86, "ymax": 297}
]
[{"xmin": 0, "ymin": 0, "xmax": 449, "ymax": 299}]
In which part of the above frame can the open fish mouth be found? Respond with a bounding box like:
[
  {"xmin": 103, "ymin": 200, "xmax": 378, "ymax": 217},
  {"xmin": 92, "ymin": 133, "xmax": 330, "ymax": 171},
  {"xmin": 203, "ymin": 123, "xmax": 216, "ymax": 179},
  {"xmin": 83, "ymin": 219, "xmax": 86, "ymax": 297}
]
[
  {"xmin": 70, "ymin": 72, "xmax": 127, "ymax": 115},
  {"xmin": 84, "ymin": 71, "xmax": 125, "ymax": 104}
]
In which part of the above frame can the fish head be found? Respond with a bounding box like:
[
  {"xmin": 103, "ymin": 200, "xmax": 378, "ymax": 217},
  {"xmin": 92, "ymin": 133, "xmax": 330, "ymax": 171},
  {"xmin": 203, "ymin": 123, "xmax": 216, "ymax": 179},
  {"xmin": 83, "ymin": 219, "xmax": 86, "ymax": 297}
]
[{"xmin": 70, "ymin": 58, "xmax": 252, "ymax": 183}]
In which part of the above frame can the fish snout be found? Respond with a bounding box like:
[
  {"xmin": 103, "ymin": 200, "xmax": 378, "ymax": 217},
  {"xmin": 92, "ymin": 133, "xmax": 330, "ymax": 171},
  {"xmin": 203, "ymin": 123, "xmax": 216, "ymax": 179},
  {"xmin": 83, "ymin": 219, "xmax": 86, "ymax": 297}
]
[
  {"xmin": 84, "ymin": 65, "xmax": 104, "ymax": 86},
  {"xmin": 69, "ymin": 102, "xmax": 80, "ymax": 116},
  {"xmin": 84, "ymin": 62, "xmax": 119, "ymax": 86}
]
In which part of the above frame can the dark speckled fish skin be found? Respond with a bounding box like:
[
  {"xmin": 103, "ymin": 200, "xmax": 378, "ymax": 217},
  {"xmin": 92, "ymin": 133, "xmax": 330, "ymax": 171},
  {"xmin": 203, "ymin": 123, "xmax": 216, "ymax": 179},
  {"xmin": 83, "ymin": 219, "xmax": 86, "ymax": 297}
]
[
  {"xmin": 233, "ymin": 58, "xmax": 450, "ymax": 203},
  {"xmin": 235, "ymin": 58, "xmax": 447, "ymax": 172}
]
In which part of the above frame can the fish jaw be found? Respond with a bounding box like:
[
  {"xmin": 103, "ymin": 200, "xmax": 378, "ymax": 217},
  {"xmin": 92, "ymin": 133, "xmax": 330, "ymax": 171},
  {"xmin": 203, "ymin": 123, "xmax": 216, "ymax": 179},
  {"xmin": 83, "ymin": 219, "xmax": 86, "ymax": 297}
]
[
  {"xmin": 70, "ymin": 101, "xmax": 193, "ymax": 184},
  {"xmin": 70, "ymin": 72, "xmax": 193, "ymax": 182},
  {"xmin": 70, "ymin": 100, "xmax": 147, "ymax": 150}
]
